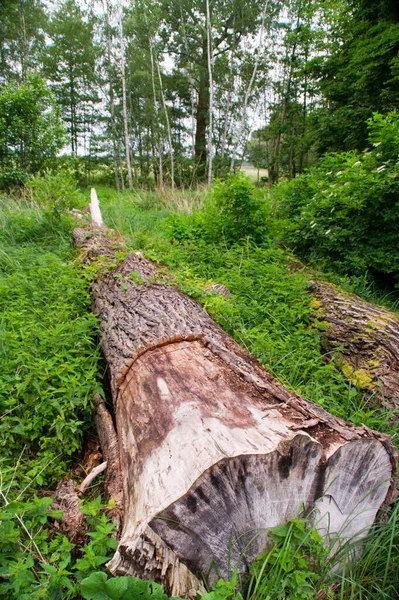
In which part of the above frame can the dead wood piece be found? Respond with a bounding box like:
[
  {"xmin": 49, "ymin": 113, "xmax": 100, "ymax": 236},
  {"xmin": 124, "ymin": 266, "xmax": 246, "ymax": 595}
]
[
  {"xmin": 78, "ymin": 462, "xmax": 108, "ymax": 495},
  {"xmin": 205, "ymin": 282, "xmax": 231, "ymax": 298},
  {"xmin": 52, "ymin": 480, "xmax": 87, "ymax": 545},
  {"xmin": 74, "ymin": 221, "xmax": 396, "ymax": 598},
  {"xmin": 310, "ymin": 280, "xmax": 399, "ymax": 410},
  {"xmin": 93, "ymin": 394, "xmax": 124, "ymax": 533}
]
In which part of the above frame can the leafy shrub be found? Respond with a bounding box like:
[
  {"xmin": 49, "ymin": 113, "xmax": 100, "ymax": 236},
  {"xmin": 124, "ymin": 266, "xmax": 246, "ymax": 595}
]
[
  {"xmin": 80, "ymin": 571, "xmax": 177, "ymax": 600},
  {"xmin": 165, "ymin": 176, "xmax": 268, "ymax": 246},
  {"xmin": 246, "ymin": 519, "xmax": 329, "ymax": 600},
  {"xmin": 274, "ymin": 111, "xmax": 399, "ymax": 284},
  {"xmin": 0, "ymin": 74, "xmax": 65, "ymax": 184},
  {"xmin": 0, "ymin": 169, "xmax": 27, "ymax": 190},
  {"xmin": 0, "ymin": 494, "xmax": 118, "ymax": 599},
  {"xmin": 207, "ymin": 174, "xmax": 268, "ymax": 243},
  {"xmin": 27, "ymin": 171, "xmax": 84, "ymax": 214}
]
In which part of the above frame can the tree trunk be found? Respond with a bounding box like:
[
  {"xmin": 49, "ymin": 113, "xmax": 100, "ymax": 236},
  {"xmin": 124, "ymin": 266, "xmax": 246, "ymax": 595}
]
[
  {"xmin": 194, "ymin": 53, "xmax": 209, "ymax": 180},
  {"xmin": 119, "ymin": 22, "xmax": 133, "ymax": 190},
  {"xmin": 206, "ymin": 0, "xmax": 213, "ymax": 187},
  {"xmin": 310, "ymin": 279, "xmax": 399, "ymax": 410},
  {"xmin": 74, "ymin": 221, "xmax": 395, "ymax": 598}
]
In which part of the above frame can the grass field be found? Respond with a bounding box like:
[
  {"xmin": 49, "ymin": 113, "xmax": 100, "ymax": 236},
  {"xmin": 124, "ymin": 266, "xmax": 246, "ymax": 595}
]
[{"xmin": 240, "ymin": 165, "xmax": 268, "ymax": 183}]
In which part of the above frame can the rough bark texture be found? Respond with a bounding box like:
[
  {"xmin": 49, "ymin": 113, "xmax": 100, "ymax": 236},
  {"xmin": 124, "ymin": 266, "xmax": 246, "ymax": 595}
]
[
  {"xmin": 93, "ymin": 393, "xmax": 124, "ymax": 533},
  {"xmin": 52, "ymin": 480, "xmax": 87, "ymax": 545},
  {"xmin": 310, "ymin": 280, "xmax": 399, "ymax": 411},
  {"xmin": 75, "ymin": 226, "xmax": 396, "ymax": 598}
]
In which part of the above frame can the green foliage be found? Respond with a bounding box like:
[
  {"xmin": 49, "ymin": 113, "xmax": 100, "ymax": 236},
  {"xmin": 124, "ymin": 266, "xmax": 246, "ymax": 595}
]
[
  {"xmin": 165, "ymin": 176, "xmax": 268, "ymax": 246},
  {"xmin": 314, "ymin": 8, "xmax": 399, "ymax": 153},
  {"xmin": 0, "ymin": 190, "xmax": 100, "ymax": 487},
  {"xmin": 246, "ymin": 519, "xmax": 329, "ymax": 600},
  {"xmin": 274, "ymin": 111, "xmax": 399, "ymax": 284},
  {"xmin": 0, "ymin": 74, "xmax": 65, "ymax": 186},
  {"xmin": 201, "ymin": 572, "xmax": 243, "ymax": 600},
  {"xmin": 43, "ymin": 0, "xmax": 99, "ymax": 155},
  {"xmin": 27, "ymin": 171, "xmax": 85, "ymax": 214},
  {"xmin": 80, "ymin": 571, "xmax": 176, "ymax": 600},
  {"xmin": 208, "ymin": 175, "xmax": 268, "ymax": 243},
  {"xmin": 0, "ymin": 490, "xmax": 121, "ymax": 600}
]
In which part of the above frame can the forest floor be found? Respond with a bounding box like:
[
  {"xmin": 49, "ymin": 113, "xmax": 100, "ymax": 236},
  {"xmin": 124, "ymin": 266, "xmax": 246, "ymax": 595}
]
[{"xmin": 0, "ymin": 182, "xmax": 398, "ymax": 599}]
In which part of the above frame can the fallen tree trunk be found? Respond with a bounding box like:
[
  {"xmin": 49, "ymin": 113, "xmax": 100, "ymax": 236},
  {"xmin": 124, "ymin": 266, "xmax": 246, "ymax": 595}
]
[
  {"xmin": 310, "ymin": 280, "xmax": 399, "ymax": 411},
  {"xmin": 74, "ymin": 222, "xmax": 396, "ymax": 598}
]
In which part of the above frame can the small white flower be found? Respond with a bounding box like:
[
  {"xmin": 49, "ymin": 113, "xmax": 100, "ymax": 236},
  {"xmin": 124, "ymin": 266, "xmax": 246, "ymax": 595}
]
[
  {"xmin": 325, "ymin": 229, "xmax": 331, "ymax": 235},
  {"xmin": 310, "ymin": 222, "xmax": 317, "ymax": 228},
  {"xmin": 376, "ymin": 165, "xmax": 386, "ymax": 173},
  {"xmin": 336, "ymin": 171, "xmax": 342, "ymax": 176},
  {"xmin": 352, "ymin": 161, "xmax": 361, "ymax": 167},
  {"xmin": 373, "ymin": 142, "xmax": 381, "ymax": 147}
]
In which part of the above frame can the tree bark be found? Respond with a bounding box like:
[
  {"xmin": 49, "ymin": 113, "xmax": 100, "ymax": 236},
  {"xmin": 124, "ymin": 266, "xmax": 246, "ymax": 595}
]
[
  {"xmin": 310, "ymin": 279, "xmax": 399, "ymax": 411},
  {"xmin": 194, "ymin": 53, "xmax": 209, "ymax": 180},
  {"xmin": 74, "ymin": 224, "xmax": 396, "ymax": 599},
  {"xmin": 206, "ymin": 0, "xmax": 214, "ymax": 187}
]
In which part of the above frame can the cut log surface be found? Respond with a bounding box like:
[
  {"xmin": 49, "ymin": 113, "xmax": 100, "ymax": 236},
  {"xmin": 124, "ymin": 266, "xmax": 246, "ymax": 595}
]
[
  {"xmin": 310, "ymin": 280, "xmax": 399, "ymax": 410},
  {"xmin": 74, "ymin": 226, "xmax": 396, "ymax": 598}
]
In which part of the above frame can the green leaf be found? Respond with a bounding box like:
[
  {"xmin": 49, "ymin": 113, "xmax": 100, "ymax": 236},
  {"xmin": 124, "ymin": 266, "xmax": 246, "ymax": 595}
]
[{"xmin": 80, "ymin": 571, "xmax": 109, "ymax": 600}]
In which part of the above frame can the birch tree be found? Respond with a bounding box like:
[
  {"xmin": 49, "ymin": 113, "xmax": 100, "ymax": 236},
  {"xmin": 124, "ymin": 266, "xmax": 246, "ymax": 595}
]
[
  {"xmin": 205, "ymin": 0, "xmax": 214, "ymax": 185},
  {"xmin": 119, "ymin": 16, "xmax": 133, "ymax": 189}
]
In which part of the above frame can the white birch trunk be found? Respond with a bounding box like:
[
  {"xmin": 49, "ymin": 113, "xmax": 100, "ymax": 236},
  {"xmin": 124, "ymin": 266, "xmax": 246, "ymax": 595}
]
[
  {"xmin": 220, "ymin": 51, "xmax": 235, "ymax": 161},
  {"xmin": 119, "ymin": 20, "xmax": 133, "ymax": 190},
  {"xmin": 154, "ymin": 46, "xmax": 175, "ymax": 191},
  {"xmin": 148, "ymin": 39, "xmax": 164, "ymax": 190},
  {"xmin": 230, "ymin": 0, "xmax": 270, "ymax": 171},
  {"xmin": 179, "ymin": 2, "xmax": 197, "ymax": 159},
  {"xmin": 206, "ymin": 0, "xmax": 214, "ymax": 186}
]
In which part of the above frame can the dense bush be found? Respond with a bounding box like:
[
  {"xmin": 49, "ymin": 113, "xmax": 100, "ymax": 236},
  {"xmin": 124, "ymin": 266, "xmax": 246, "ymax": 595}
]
[
  {"xmin": 167, "ymin": 174, "xmax": 268, "ymax": 245},
  {"xmin": 274, "ymin": 111, "xmax": 399, "ymax": 284},
  {"xmin": 27, "ymin": 171, "xmax": 84, "ymax": 214},
  {"xmin": 210, "ymin": 174, "xmax": 268, "ymax": 243},
  {"xmin": 0, "ymin": 75, "xmax": 65, "ymax": 188}
]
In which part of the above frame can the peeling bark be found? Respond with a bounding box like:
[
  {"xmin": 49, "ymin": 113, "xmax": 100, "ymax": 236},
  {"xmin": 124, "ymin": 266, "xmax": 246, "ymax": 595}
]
[
  {"xmin": 74, "ymin": 225, "xmax": 396, "ymax": 598},
  {"xmin": 310, "ymin": 279, "xmax": 399, "ymax": 411},
  {"xmin": 52, "ymin": 480, "xmax": 87, "ymax": 545}
]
